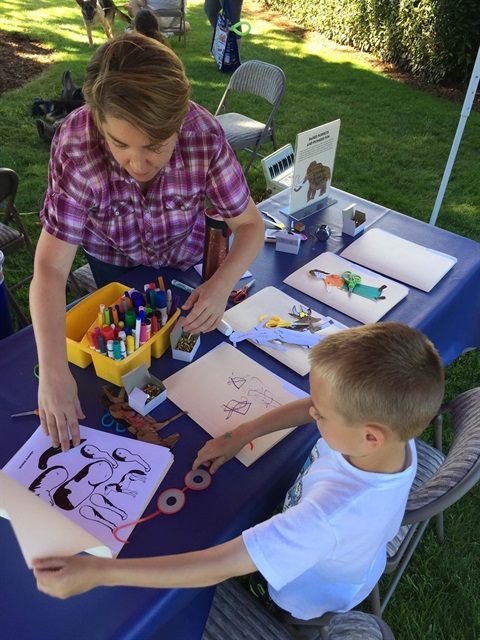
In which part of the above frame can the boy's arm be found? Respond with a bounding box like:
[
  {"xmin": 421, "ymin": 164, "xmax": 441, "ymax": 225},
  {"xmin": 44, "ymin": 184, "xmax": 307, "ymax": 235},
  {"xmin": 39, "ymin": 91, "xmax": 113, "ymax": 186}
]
[
  {"xmin": 193, "ymin": 396, "xmax": 313, "ymax": 473},
  {"xmin": 33, "ymin": 536, "xmax": 256, "ymax": 599}
]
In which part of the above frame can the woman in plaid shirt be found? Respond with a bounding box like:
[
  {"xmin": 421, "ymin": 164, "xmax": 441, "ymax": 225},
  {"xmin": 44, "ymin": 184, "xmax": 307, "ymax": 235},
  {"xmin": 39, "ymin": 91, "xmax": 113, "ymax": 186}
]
[{"xmin": 30, "ymin": 33, "xmax": 265, "ymax": 453}]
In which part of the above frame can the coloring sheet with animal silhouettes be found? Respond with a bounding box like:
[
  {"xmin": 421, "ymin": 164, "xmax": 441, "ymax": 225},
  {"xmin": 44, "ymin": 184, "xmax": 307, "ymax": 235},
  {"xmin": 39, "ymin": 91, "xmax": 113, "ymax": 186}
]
[
  {"xmin": 0, "ymin": 425, "xmax": 173, "ymax": 567},
  {"xmin": 164, "ymin": 342, "xmax": 307, "ymax": 466},
  {"xmin": 284, "ymin": 252, "xmax": 409, "ymax": 324}
]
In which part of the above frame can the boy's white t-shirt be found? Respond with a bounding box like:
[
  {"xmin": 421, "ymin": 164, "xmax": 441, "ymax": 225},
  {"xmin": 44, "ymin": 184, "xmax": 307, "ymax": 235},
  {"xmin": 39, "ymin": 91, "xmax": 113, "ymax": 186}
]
[{"xmin": 243, "ymin": 437, "xmax": 417, "ymax": 619}]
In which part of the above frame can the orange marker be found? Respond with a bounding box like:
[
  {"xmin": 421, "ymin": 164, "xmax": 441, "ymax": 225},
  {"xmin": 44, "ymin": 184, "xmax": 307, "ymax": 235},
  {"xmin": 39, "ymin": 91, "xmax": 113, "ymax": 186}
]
[{"xmin": 157, "ymin": 276, "xmax": 165, "ymax": 292}]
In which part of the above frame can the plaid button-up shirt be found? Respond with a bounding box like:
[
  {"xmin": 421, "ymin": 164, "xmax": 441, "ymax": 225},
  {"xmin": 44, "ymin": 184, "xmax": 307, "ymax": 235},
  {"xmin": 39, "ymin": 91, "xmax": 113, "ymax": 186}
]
[{"xmin": 41, "ymin": 102, "xmax": 251, "ymax": 271}]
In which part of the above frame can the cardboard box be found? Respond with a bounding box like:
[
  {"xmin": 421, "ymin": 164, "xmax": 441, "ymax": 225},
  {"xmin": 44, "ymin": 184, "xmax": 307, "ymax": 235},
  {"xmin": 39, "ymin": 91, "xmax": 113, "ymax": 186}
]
[
  {"xmin": 342, "ymin": 204, "xmax": 366, "ymax": 236},
  {"xmin": 275, "ymin": 230, "xmax": 301, "ymax": 254},
  {"xmin": 66, "ymin": 282, "xmax": 180, "ymax": 386},
  {"xmin": 170, "ymin": 323, "xmax": 201, "ymax": 362},
  {"xmin": 121, "ymin": 364, "xmax": 167, "ymax": 416}
]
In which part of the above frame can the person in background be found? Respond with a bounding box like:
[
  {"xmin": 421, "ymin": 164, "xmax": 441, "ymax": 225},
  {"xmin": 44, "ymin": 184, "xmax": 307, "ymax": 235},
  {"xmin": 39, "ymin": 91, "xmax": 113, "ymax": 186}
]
[
  {"xmin": 125, "ymin": 0, "xmax": 191, "ymax": 33},
  {"xmin": 29, "ymin": 33, "xmax": 264, "ymax": 452},
  {"xmin": 204, "ymin": 0, "xmax": 244, "ymax": 39},
  {"xmin": 34, "ymin": 10, "xmax": 168, "ymax": 144},
  {"xmin": 33, "ymin": 323, "xmax": 445, "ymax": 622}
]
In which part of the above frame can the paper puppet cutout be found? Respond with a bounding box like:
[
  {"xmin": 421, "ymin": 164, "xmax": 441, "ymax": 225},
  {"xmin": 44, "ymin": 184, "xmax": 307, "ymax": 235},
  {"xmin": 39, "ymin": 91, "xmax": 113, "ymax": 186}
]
[
  {"xmin": 309, "ymin": 269, "xmax": 387, "ymax": 300},
  {"xmin": 101, "ymin": 385, "xmax": 185, "ymax": 449},
  {"xmin": 230, "ymin": 316, "xmax": 325, "ymax": 351}
]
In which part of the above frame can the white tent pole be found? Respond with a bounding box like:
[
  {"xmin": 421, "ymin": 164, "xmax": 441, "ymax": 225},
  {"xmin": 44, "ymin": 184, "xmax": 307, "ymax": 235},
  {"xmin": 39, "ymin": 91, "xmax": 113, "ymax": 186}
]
[{"xmin": 429, "ymin": 46, "xmax": 480, "ymax": 226}]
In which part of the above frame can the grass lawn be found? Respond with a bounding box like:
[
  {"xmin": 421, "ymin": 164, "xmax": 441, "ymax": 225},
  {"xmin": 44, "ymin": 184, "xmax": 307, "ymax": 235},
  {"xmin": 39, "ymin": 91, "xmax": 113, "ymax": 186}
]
[{"xmin": 0, "ymin": 1, "xmax": 479, "ymax": 637}]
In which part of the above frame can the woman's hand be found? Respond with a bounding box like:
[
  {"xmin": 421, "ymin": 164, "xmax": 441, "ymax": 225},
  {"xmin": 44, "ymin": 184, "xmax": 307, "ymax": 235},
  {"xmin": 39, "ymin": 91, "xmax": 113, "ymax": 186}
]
[
  {"xmin": 180, "ymin": 278, "xmax": 232, "ymax": 334},
  {"xmin": 38, "ymin": 368, "xmax": 85, "ymax": 452}
]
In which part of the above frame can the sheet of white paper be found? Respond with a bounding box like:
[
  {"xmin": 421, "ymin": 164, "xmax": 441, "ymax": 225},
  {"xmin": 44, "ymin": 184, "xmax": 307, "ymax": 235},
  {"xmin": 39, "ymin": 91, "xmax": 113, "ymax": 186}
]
[
  {"xmin": 340, "ymin": 228, "xmax": 457, "ymax": 292},
  {"xmin": 224, "ymin": 286, "xmax": 347, "ymax": 376},
  {"xmin": 163, "ymin": 343, "xmax": 308, "ymax": 466},
  {"xmin": 1, "ymin": 425, "xmax": 173, "ymax": 565},
  {"xmin": 283, "ymin": 252, "xmax": 409, "ymax": 324}
]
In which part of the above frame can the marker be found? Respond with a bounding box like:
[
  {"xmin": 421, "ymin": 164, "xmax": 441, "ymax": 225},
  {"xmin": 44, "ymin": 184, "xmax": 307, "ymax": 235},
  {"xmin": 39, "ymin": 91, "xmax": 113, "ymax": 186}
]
[
  {"xmin": 151, "ymin": 315, "xmax": 159, "ymax": 334},
  {"xmin": 135, "ymin": 317, "xmax": 141, "ymax": 350},
  {"xmin": 97, "ymin": 334, "xmax": 106, "ymax": 355},
  {"xmin": 120, "ymin": 340, "xmax": 127, "ymax": 359},
  {"xmin": 171, "ymin": 279, "xmax": 195, "ymax": 294},
  {"xmin": 158, "ymin": 276, "xmax": 165, "ymax": 292},
  {"xmin": 107, "ymin": 340, "xmax": 114, "ymax": 359},
  {"xmin": 112, "ymin": 340, "xmax": 122, "ymax": 360},
  {"xmin": 126, "ymin": 335, "xmax": 135, "ymax": 355},
  {"xmin": 166, "ymin": 289, "xmax": 172, "ymax": 315}
]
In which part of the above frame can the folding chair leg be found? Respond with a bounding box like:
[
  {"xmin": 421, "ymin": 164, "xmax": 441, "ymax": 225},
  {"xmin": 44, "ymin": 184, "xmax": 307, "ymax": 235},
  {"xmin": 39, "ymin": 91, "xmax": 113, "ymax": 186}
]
[{"xmin": 6, "ymin": 285, "xmax": 30, "ymax": 329}]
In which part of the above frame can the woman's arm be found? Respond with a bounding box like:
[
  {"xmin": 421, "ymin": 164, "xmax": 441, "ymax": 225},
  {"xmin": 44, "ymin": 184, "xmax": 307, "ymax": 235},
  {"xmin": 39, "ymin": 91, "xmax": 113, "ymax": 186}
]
[
  {"xmin": 29, "ymin": 230, "xmax": 85, "ymax": 451},
  {"xmin": 181, "ymin": 198, "xmax": 264, "ymax": 333}
]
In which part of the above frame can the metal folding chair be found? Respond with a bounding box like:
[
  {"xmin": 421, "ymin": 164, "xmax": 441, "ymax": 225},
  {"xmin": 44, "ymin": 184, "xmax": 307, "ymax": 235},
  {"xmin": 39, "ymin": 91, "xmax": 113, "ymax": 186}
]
[
  {"xmin": 215, "ymin": 60, "xmax": 286, "ymax": 175},
  {"xmin": 0, "ymin": 168, "xmax": 35, "ymax": 328},
  {"xmin": 370, "ymin": 386, "xmax": 480, "ymax": 615},
  {"xmin": 149, "ymin": 0, "xmax": 188, "ymax": 46}
]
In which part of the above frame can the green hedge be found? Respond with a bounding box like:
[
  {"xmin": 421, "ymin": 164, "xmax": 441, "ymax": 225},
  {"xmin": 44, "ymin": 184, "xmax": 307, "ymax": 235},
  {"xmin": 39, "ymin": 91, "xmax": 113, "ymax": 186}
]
[{"xmin": 264, "ymin": 0, "xmax": 480, "ymax": 84}]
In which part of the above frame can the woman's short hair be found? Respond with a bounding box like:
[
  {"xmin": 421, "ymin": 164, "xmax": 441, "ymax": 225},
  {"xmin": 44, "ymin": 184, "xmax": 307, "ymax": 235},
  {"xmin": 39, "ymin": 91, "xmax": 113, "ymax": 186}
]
[
  {"xmin": 83, "ymin": 33, "xmax": 190, "ymax": 144},
  {"xmin": 309, "ymin": 322, "xmax": 445, "ymax": 440}
]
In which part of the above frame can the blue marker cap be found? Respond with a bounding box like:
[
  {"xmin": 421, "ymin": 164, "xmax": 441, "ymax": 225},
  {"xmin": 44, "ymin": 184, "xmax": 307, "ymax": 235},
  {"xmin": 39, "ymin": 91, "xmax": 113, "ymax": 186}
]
[{"xmin": 156, "ymin": 290, "xmax": 166, "ymax": 309}]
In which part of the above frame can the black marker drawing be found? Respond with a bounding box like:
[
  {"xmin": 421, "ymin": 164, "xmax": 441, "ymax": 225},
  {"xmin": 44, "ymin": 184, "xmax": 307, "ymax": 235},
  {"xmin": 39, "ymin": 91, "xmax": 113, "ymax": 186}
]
[
  {"xmin": 105, "ymin": 470, "xmax": 147, "ymax": 497},
  {"xmin": 112, "ymin": 448, "xmax": 151, "ymax": 472},
  {"xmin": 227, "ymin": 375, "xmax": 247, "ymax": 390},
  {"xmin": 28, "ymin": 466, "xmax": 68, "ymax": 505},
  {"xmin": 79, "ymin": 505, "xmax": 117, "ymax": 533},
  {"xmin": 223, "ymin": 373, "xmax": 281, "ymax": 419},
  {"xmin": 37, "ymin": 439, "xmax": 87, "ymax": 470},
  {"xmin": 90, "ymin": 493, "xmax": 128, "ymax": 520},
  {"xmin": 81, "ymin": 444, "xmax": 118, "ymax": 468},
  {"xmin": 53, "ymin": 460, "xmax": 114, "ymax": 510},
  {"xmin": 222, "ymin": 397, "xmax": 252, "ymax": 419}
]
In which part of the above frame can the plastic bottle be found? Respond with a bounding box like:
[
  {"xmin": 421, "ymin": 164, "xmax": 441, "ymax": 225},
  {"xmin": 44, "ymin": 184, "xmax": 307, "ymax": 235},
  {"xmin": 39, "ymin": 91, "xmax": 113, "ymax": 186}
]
[
  {"xmin": 0, "ymin": 251, "xmax": 14, "ymax": 339},
  {"xmin": 202, "ymin": 209, "xmax": 232, "ymax": 280}
]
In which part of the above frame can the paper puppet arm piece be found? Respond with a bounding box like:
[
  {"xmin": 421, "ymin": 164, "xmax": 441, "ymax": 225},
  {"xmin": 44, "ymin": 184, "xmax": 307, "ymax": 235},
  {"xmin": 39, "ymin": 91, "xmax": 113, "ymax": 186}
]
[{"xmin": 229, "ymin": 317, "xmax": 325, "ymax": 350}]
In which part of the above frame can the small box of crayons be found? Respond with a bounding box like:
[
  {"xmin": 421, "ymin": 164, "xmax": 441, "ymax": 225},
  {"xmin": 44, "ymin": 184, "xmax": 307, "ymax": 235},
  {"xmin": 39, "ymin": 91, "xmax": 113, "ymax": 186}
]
[{"xmin": 66, "ymin": 281, "xmax": 180, "ymax": 386}]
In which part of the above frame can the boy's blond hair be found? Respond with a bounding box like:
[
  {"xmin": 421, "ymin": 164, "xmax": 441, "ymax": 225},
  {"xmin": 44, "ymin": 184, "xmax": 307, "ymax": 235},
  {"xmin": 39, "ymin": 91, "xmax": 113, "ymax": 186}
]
[
  {"xmin": 309, "ymin": 322, "xmax": 444, "ymax": 440},
  {"xmin": 83, "ymin": 33, "xmax": 190, "ymax": 145}
]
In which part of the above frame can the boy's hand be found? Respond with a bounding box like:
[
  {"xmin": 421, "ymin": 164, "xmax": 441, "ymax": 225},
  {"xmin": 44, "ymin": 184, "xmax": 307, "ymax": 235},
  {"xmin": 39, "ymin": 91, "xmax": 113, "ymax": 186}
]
[
  {"xmin": 192, "ymin": 430, "xmax": 246, "ymax": 473},
  {"xmin": 33, "ymin": 556, "xmax": 102, "ymax": 599}
]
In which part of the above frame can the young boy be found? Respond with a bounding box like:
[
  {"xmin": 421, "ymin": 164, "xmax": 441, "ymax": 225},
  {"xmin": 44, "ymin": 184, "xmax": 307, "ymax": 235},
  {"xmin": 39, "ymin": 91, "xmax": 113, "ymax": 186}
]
[{"xmin": 33, "ymin": 322, "xmax": 444, "ymax": 619}]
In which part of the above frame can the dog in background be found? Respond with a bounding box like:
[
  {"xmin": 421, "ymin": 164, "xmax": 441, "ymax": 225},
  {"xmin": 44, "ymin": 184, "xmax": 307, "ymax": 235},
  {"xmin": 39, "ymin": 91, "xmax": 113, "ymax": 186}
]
[{"xmin": 76, "ymin": 0, "xmax": 132, "ymax": 47}]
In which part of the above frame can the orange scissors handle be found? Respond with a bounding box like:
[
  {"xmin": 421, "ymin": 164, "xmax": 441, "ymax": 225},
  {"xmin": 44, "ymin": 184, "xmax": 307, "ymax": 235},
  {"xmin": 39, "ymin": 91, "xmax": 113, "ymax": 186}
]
[{"xmin": 229, "ymin": 279, "xmax": 255, "ymax": 304}]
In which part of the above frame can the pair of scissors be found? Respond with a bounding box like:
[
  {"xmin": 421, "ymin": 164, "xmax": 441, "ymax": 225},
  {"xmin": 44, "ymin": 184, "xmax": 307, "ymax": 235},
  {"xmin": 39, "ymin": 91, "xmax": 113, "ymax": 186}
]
[
  {"xmin": 11, "ymin": 409, "xmax": 39, "ymax": 418},
  {"xmin": 341, "ymin": 271, "xmax": 362, "ymax": 296},
  {"xmin": 259, "ymin": 315, "xmax": 310, "ymax": 330},
  {"xmin": 229, "ymin": 279, "xmax": 255, "ymax": 304}
]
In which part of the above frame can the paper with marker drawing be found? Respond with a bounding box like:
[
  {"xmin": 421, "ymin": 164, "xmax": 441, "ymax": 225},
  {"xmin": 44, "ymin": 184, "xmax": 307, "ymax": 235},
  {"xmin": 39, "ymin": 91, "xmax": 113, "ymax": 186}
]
[
  {"xmin": 284, "ymin": 252, "xmax": 409, "ymax": 324},
  {"xmin": 0, "ymin": 425, "xmax": 173, "ymax": 567},
  {"xmin": 164, "ymin": 343, "xmax": 307, "ymax": 466},
  {"xmin": 223, "ymin": 286, "xmax": 347, "ymax": 376},
  {"xmin": 340, "ymin": 228, "xmax": 457, "ymax": 292}
]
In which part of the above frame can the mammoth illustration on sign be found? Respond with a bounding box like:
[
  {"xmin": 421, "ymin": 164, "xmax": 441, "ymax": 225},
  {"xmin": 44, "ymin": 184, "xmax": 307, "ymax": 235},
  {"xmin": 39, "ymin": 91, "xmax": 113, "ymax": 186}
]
[{"xmin": 294, "ymin": 161, "xmax": 331, "ymax": 202}]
